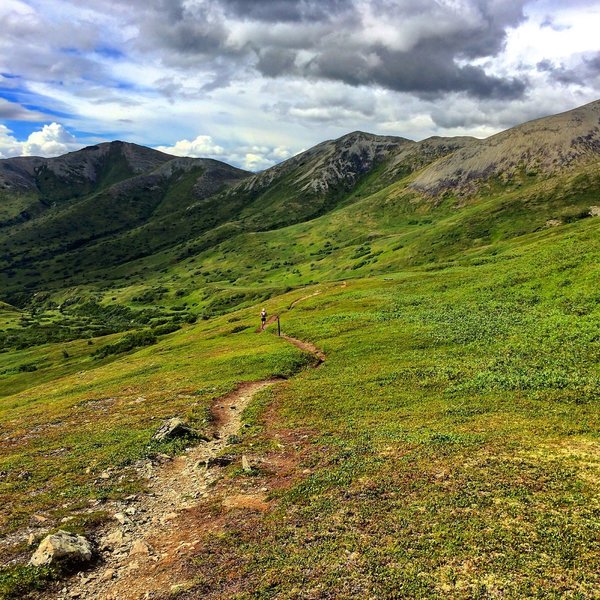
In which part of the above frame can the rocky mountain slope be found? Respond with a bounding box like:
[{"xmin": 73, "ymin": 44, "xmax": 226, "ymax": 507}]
[
  {"xmin": 1, "ymin": 100, "xmax": 600, "ymax": 297},
  {"xmin": 411, "ymin": 99, "xmax": 600, "ymax": 196},
  {"xmin": 217, "ymin": 131, "xmax": 476, "ymax": 228},
  {"xmin": 0, "ymin": 141, "xmax": 171, "ymax": 194}
]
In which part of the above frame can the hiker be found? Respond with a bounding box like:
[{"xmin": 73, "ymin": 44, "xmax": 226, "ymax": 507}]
[{"xmin": 260, "ymin": 308, "xmax": 267, "ymax": 330}]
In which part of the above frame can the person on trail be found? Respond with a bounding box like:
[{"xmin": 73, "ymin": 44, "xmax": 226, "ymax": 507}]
[{"xmin": 260, "ymin": 308, "xmax": 267, "ymax": 330}]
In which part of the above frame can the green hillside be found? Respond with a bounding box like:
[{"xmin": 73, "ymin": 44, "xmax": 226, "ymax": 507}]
[{"xmin": 0, "ymin": 102, "xmax": 599, "ymax": 598}]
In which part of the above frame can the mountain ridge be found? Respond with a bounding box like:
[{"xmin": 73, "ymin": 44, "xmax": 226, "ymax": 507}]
[
  {"xmin": 411, "ymin": 99, "xmax": 600, "ymax": 196},
  {"xmin": 1, "ymin": 99, "xmax": 600, "ymax": 297}
]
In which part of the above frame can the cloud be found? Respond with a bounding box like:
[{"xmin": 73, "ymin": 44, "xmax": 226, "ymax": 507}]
[
  {"xmin": 0, "ymin": 125, "xmax": 22, "ymax": 158},
  {"xmin": 0, "ymin": 123, "xmax": 83, "ymax": 158},
  {"xmin": 155, "ymin": 135, "xmax": 226, "ymax": 158},
  {"xmin": 118, "ymin": 0, "xmax": 528, "ymax": 99},
  {"xmin": 537, "ymin": 52, "xmax": 600, "ymax": 87},
  {"xmin": 0, "ymin": 98, "xmax": 47, "ymax": 121},
  {"xmin": 233, "ymin": 145, "xmax": 293, "ymax": 171},
  {"xmin": 1, "ymin": 0, "xmax": 600, "ymax": 167},
  {"xmin": 156, "ymin": 133, "xmax": 294, "ymax": 171}
]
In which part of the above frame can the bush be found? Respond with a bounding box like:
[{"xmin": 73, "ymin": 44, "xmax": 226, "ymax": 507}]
[
  {"xmin": 0, "ymin": 565, "xmax": 57, "ymax": 599},
  {"xmin": 93, "ymin": 330, "xmax": 157, "ymax": 359},
  {"xmin": 152, "ymin": 323, "xmax": 181, "ymax": 336}
]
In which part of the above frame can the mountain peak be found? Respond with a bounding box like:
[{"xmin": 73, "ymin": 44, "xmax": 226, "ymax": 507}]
[{"xmin": 411, "ymin": 98, "xmax": 600, "ymax": 195}]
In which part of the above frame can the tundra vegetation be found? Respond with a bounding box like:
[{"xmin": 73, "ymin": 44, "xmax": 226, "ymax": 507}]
[{"xmin": 0, "ymin": 103, "xmax": 599, "ymax": 598}]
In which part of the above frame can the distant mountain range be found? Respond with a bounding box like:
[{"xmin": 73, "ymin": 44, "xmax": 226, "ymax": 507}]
[{"xmin": 1, "ymin": 99, "xmax": 599, "ymax": 298}]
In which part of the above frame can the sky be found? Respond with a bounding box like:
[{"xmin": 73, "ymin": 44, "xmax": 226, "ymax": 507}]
[{"xmin": 1, "ymin": 0, "xmax": 600, "ymax": 171}]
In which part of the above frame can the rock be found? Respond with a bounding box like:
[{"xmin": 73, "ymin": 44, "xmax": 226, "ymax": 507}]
[
  {"xmin": 29, "ymin": 530, "xmax": 93, "ymax": 568},
  {"xmin": 241, "ymin": 455, "xmax": 252, "ymax": 473},
  {"xmin": 207, "ymin": 455, "xmax": 234, "ymax": 468},
  {"xmin": 32, "ymin": 514, "xmax": 48, "ymax": 523},
  {"xmin": 100, "ymin": 568, "xmax": 116, "ymax": 581},
  {"xmin": 101, "ymin": 529, "xmax": 125, "ymax": 550},
  {"xmin": 152, "ymin": 417, "xmax": 206, "ymax": 442},
  {"xmin": 113, "ymin": 512, "xmax": 128, "ymax": 525},
  {"xmin": 161, "ymin": 512, "xmax": 179, "ymax": 524},
  {"xmin": 129, "ymin": 540, "xmax": 151, "ymax": 556}
]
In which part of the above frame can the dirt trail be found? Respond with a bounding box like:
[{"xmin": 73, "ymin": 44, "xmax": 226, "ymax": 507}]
[
  {"xmin": 288, "ymin": 290, "xmax": 321, "ymax": 309},
  {"xmin": 54, "ymin": 380, "xmax": 276, "ymax": 600},
  {"xmin": 49, "ymin": 334, "xmax": 324, "ymax": 600},
  {"xmin": 282, "ymin": 335, "xmax": 326, "ymax": 364}
]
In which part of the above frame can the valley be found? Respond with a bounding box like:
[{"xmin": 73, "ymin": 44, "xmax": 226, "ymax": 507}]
[{"xmin": 0, "ymin": 101, "xmax": 599, "ymax": 599}]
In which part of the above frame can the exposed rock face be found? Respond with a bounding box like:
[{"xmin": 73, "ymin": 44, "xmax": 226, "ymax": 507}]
[
  {"xmin": 29, "ymin": 530, "xmax": 93, "ymax": 567},
  {"xmin": 236, "ymin": 131, "xmax": 411, "ymax": 197},
  {"xmin": 410, "ymin": 99, "xmax": 600, "ymax": 196},
  {"xmin": 152, "ymin": 417, "xmax": 204, "ymax": 442}
]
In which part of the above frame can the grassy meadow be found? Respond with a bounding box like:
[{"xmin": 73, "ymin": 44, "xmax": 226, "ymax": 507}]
[
  {"xmin": 0, "ymin": 154, "xmax": 599, "ymax": 598},
  {"xmin": 167, "ymin": 216, "xmax": 599, "ymax": 598}
]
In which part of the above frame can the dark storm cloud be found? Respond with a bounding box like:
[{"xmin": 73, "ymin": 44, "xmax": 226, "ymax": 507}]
[
  {"xmin": 537, "ymin": 53, "xmax": 600, "ymax": 87},
  {"xmin": 219, "ymin": 0, "xmax": 349, "ymax": 23},
  {"xmin": 127, "ymin": 0, "xmax": 529, "ymax": 100},
  {"xmin": 256, "ymin": 49, "xmax": 297, "ymax": 77},
  {"xmin": 306, "ymin": 43, "xmax": 526, "ymax": 99}
]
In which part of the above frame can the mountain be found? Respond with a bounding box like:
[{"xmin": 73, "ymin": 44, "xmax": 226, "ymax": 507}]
[
  {"xmin": 216, "ymin": 131, "xmax": 476, "ymax": 229},
  {"xmin": 1, "ymin": 101, "xmax": 600, "ymax": 301},
  {"xmin": 0, "ymin": 143, "xmax": 251, "ymax": 294},
  {"xmin": 0, "ymin": 131, "xmax": 465, "ymax": 295},
  {"xmin": 411, "ymin": 99, "xmax": 600, "ymax": 196},
  {"xmin": 1, "ymin": 102, "xmax": 600, "ymax": 599},
  {"xmin": 0, "ymin": 142, "xmax": 173, "ymax": 224}
]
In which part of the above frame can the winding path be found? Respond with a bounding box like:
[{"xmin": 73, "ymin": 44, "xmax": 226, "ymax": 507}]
[{"xmin": 52, "ymin": 334, "xmax": 324, "ymax": 600}]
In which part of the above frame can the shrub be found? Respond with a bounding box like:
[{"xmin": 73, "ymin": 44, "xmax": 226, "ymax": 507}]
[
  {"xmin": 152, "ymin": 323, "xmax": 181, "ymax": 336},
  {"xmin": 93, "ymin": 330, "xmax": 157, "ymax": 359}
]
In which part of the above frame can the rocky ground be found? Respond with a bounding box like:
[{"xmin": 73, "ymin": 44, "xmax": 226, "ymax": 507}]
[
  {"xmin": 47, "ymin": 380, "xmax": 276, "ymax": 600},
  {"xmin": 31, "ymin": 333, "xmax": 324, "ymax": 599}
]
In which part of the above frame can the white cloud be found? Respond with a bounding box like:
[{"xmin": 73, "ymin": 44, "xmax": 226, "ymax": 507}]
[
  {"xmin": 1, "ymin": 0, "xmax": 600, "ymax": 168},
  {"xmin": 0, "ymin": 125, "xmax": 22, "ymax": 158},
  {"xmin": 0, "ymin": 123, "xmax": 82, "ymax": 158},
  {"xmin": 22, "ymin": 123, "xmax": 81, "ymax": 156},
  {"xmin": 156, "ymin": 134, "xmax": 295, "ymax": 171},
  {"xmin": 155, "ymin": 135, "xmax": 226, "ymax": 158}
]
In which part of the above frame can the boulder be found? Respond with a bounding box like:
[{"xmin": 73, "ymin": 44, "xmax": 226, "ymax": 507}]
[
  {"xmin": 152, "ymin": 417, "xmax": 206, "ymax": 442},
  {"xmin": 29, "ymin": 530, "xmax": 93, "ymax": 568}
]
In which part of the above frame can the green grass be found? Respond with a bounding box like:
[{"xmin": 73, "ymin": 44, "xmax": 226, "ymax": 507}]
[
  {"xmin": 0, "ymin": 319, "xmax": 311, "ymax": 537},
  {"xmin": 0, "ymin": 148, "xmax": 599, "ymax": 597},
  {"xmin": 171, "ymin": 219, "xmax": 600, "ymax": 598}
]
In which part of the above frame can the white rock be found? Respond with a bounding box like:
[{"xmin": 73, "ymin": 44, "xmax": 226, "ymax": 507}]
[
  {"xmin": 241, "ymin": 455, "xmax": 252, "ymax": 472},
  {"xmin": 29, "ymin": 530, "xmax": 93, "ymax": 567}
]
